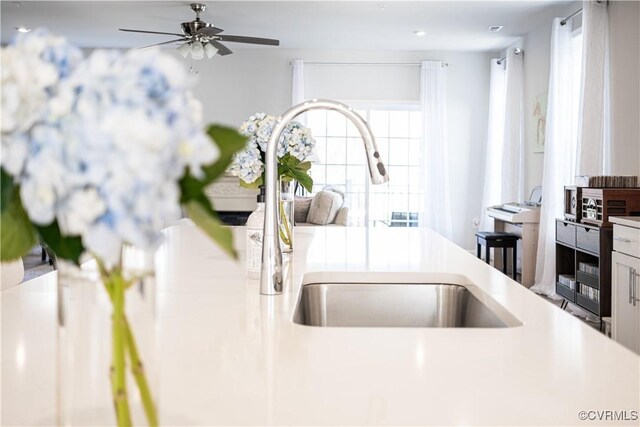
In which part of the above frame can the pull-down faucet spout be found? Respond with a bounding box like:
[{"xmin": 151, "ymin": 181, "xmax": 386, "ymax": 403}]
[{"xmin": 260, "ymin": 99, "xmax": 389, "ymax": 295}]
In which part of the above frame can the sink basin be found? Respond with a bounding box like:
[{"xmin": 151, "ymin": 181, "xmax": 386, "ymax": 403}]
[{"xmin": 292, "ymin": 272, "xmax": 522, "ymax": 328}]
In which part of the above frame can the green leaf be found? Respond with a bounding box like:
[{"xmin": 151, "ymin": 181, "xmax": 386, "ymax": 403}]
[
  {"xmin": 1, "ymin": 169, "xmax": 15, "ymax": 213},
  {"xmin": 239, "ymin": 176, "xmax": 263, "ymax": 189},
  {"xmin": 36, "ymin": 221, "xmax": 84, "ymax": 265},
  {"xmin": 0, "ymin": 189, "xmax": 37, "ymax": 262},
  {"xmin": 298, "ymin": 161, "xmax": 312, "ymax": 172},
  {"xmin": 178, "ymin": 172, "xmax": 205, "ymax": 205},
  {"xmin": 202, "ymin": 125, "xmax": 248, "ymax": 185},
  {"xmin": 185, "ymin": 200, "xmax": 237, "ymax": 260},
  {"xmin": 288, "ymin": 167, "xmax": 314, "ymax": 192}
]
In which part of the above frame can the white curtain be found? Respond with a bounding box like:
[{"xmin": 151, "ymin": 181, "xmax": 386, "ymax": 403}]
[
  {"xmin": 479, "ymin": 50, "xmax": 524, "ymax": 230},
  {"xmin": 479, "ymin": 60, "xmax": 507, "ymax": 231},
  {"xmin": 420, "ymin": 60, "xmax": 453, "ymax": 239},
  {"xmin": 291, "ymin": 58, "xmax": 306, "ymax": 125},
  {"xmin": 531, "ymin": 18, "xmax": 578, "ymax": 297},
  {"xmin": 576, "ymin": 0, "xmax": 611, "ymax": 175},
  {"xmin": 501, "ymin": 49, "xmax": 525, "ymax": 203}
]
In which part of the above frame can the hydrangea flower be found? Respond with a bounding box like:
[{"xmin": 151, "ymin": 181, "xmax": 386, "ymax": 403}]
[
  {"xmin": 1, "ymin": 28, "xmax": 82, "ymax": 174},
  {"xmin": 226, "ymin": 141, "xmax": 264, "ymax": 184},
  {"xmin": 229, "ymin": 112, "xmax": 315, "ymax": 185},
  {"xmin": 1, "ymin": 30, "xmax": 219, "ymax": 264}
]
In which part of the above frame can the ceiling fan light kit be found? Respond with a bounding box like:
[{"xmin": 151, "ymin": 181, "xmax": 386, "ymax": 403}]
[
  {"xmin": 120, "ymin": 3, "xmax": 279, "ymax": 59},
  {"xmin": 204, "ymin": 43, "xmax": 218, "ymax": 59}
]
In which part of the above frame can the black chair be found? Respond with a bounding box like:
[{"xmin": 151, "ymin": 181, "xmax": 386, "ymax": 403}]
[{"xmin": 475, "ymin": 231, "xmax": 519, "ymax": 280}]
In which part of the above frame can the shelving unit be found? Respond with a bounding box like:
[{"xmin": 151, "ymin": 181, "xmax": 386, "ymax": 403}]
[{"xmin": 555, "ymin": 219, "xmax": 613, "ymax": 325}]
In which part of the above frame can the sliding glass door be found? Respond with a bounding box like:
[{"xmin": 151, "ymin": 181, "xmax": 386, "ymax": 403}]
[{"xmin": 306, "ymin": 105, "xmax": 423, "ymax": 227}]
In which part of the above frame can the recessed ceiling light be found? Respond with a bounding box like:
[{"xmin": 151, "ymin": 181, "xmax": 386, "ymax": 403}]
[
  {"xmin": 488, "ymin": 25, "xmax": 504, "ymax": 33},
  {"xmin": 414, "ymin": 30, "xmax": 427, "ymax": 37},
  {"xmin": 15, "ymin": 26, "xmax": 31, "ymax": 33}
]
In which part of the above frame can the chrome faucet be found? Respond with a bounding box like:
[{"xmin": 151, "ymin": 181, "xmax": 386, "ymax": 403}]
[{"xmin": 260, "ymin": 99, "xmax": 389, "ymax": 295}]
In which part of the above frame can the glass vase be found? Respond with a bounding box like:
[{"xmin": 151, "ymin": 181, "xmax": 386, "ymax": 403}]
[
  {"xmin": 278, "ymin": 180, "xmax": 295, "ymax": 253},
  {"xmin": 57, "ymin": 245, "xmax": 159, "ymax": 426}
]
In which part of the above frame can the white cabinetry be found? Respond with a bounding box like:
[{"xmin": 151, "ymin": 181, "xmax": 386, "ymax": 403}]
[{"xmin": 611, "ymin": 217, "xmax": 640, "ymax": 355}]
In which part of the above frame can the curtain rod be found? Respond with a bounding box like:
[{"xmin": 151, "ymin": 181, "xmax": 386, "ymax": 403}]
[
  {"xmin": 496, "ymin": 48, "xmax": 523, "ymax": 65},
  {"xmin": 561, "ymin": 0, "xmax": 606, "ymax": 26},
  {"xmin": 560, "ymin": 8, "xmax": 583, "ymax": 26},
  {"xmin": 292, "ymin": 61, "xmax": 451, "ymax": 68}
]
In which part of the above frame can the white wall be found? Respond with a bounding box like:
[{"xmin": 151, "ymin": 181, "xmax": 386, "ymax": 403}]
[
  {"xmin": 609, "ymin": 0, "xmax": 640, "ymax": 175},
  {"xmin": 178, "ymin": 49, "xmax": 493, "ymax": 249}
]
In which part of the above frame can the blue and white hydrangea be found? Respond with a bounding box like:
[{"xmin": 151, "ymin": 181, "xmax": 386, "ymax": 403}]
[
  {"xmin": 229, "ymin": 112, "xmax": 315, "ymax": 184},
  {"xmin": 226, "ymin": 141, "xmax": 264, "ymax": 184},
  {"xmin": 283, "ymin": 121, "xmax": 315, "ymax": 161},
  {"xmin": 1, "ymin": 30, "xmax": 218, "ymax": 264}
]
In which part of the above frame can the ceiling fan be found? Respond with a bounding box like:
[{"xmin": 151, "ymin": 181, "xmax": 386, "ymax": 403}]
[{"xmin": 119, "ymin": 3, "xmax": 279, "ymax": 59}]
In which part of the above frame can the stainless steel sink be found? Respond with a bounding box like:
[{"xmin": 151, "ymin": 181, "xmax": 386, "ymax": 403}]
[{"xmin": 292, "ymin": 273, "xmax": 522, "ymax": 328}]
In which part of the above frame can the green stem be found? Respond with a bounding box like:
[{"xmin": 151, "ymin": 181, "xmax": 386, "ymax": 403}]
[
  {"xmin": 112, "ymin": 273, "xmax": 132, "ymax": 427},
  {"xmin": 278, "ymin": 199, "xmax": 292, "ymax": 247},
  {"xmin": 124, "ymin": 318, "xmax": 158, "ymax": 427},
  {"xmin": 100, "ymin": 265, "xmax": 158, "ymax": 427}
]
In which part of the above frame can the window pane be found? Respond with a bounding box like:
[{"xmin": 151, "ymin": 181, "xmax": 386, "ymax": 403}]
[
  {"xmin": 369, "ymin": 193, "xmax": 389, "ymax": 222},
  {"xmin": 408, "ymin": 166, "xmax": 421, "ymax": 188},
  {"xmin": 346, "ymin": 137, "xmax": 366, "ymax": 165},
  {"xmin": 408, "ymin": 138, "xmax": 421, "ymax": 166},
  {"xmin": 307, "ymin": 110, "xmax": 327, "ymax": 136},
  {"xmin": 389, "ymin": 193, "xmax": 409, "ymax": 215},
  {"xmin": 345, "ymin": 165, "xmax": 367, "ymax": 191},
  {"xmin": 325, "ymin": 165, "xmax": 346, "ymax": 187},
  {"xmin": 346, "ymin": 120, "xmax": 359, "ymax": 137},
  {"xmin": 409, "ymin": 111, "xmax": 422, "ymax": 138},
  {"xmin": 310, "ymin": 165, "xmax": 326, "ymax": 187},
  {"xmin": 408, "ymin": 194, "xmax": 422, "ymax": 213},
  {"xmin": 388, "ymin": 166, "xmax": 409, "ymax": 188},
  {"xmin": 369, "ymin": 110, "xmax": 389, "ymax": 137},
  {"xmin": 389, "ymin": 111, "xmax": 410, "ymax": 138},
  {"xmin": 389, "ymin": 138, "xmax": 409, "ymax": 166},
  {"xmin": 327, "ymin": 111, "xmax": 347, "ymax": 137},
  {"xmin": 326, "ymin": 137, "xmax": 347, "ymax": 164},
  {"xmin": 313, "ymin": 136, "xmax": 327, "ymax": 164}
]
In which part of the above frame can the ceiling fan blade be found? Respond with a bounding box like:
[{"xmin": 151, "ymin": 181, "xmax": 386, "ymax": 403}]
[
  {"xmin": 120, "ymin": 28, "xmax": 186, "ymax": 37},
  {"xmin": 138, "ymin": 39, "xmax": 187, "ymax": 49},
  {"xmin": 210, "ymin": 41, "xmax": 233, "ymax": 56},
  {"xmin": 217, "ymin": 35, "xmax": 280, "ymax": 46},
  {"xmin": 197, "ymin": 27, "xmax": 224, "ymax": 36}
]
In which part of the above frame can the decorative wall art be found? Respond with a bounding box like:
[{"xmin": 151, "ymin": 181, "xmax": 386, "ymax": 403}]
[{"xmin": 533, "ymin": 93, "xmax": 548, "ymax": 153}]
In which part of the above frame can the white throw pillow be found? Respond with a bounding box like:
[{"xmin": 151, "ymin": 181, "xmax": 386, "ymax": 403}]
[{"xmin": 307, "ymin": 190, "xmax": 343, "ymax": 225}]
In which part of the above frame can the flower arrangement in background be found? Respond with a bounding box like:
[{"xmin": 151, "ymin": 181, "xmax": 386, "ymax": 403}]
[
  {"xmin": 227, "ymin": 112, "xmax": 316, "ymax": 192},
  {"xmin": 0, "ymin": 29, "xmax": 245, "ymax": 426},
  {"xmin": 228, "ymin": 112, "xmax": 316, "ymax": 250}
]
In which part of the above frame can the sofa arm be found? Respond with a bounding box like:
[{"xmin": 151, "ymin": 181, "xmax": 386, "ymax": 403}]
[{"xmin": 333, "ymin": 206, "xmax": 349, "ymax": 226}]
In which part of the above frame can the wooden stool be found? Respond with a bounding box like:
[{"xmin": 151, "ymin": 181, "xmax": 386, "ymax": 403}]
[{"xmin": 476, "ymin": 231, "xmax": 519, "ymax": 280}]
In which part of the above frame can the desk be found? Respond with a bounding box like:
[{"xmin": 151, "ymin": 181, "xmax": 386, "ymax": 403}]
[{"xmin": 487, "ymin": 206, "xmax": 540, "ymax": 287}]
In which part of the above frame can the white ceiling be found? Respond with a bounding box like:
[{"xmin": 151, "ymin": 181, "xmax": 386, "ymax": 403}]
[{"xmin": 1, "ymin": 1, "xmax": 576, "ymax": 52}]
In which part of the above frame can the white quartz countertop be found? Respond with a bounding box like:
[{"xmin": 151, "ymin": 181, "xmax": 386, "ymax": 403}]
[{"xmin": 2, "ymin": 221, "xmax": 639, "ymax": 426}]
